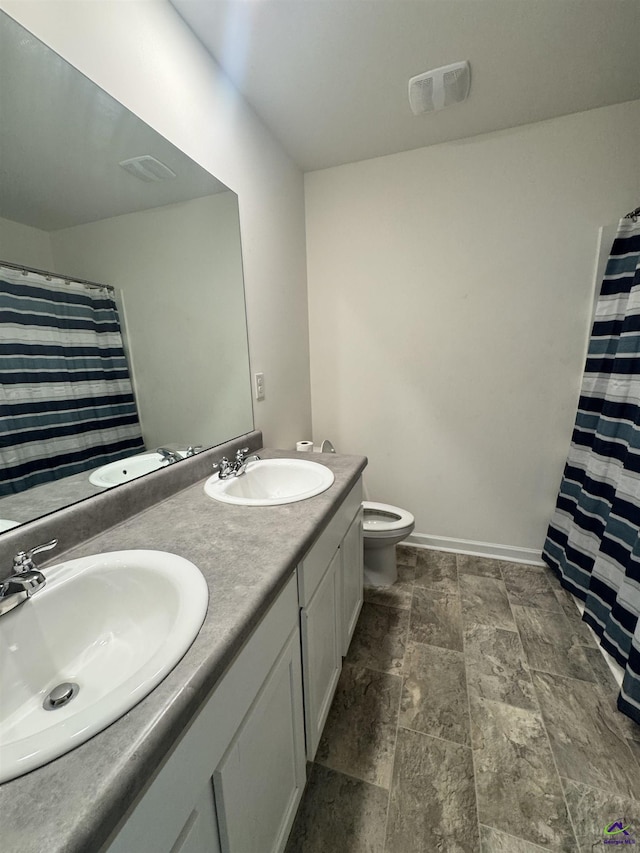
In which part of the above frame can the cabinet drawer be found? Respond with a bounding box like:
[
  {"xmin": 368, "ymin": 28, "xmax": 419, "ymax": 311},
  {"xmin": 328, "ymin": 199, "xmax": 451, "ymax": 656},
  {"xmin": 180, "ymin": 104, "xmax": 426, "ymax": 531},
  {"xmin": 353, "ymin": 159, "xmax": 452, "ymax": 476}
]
[{"xmin": 297, "ymin": 478, "xmax": 362, "ymax": 607}]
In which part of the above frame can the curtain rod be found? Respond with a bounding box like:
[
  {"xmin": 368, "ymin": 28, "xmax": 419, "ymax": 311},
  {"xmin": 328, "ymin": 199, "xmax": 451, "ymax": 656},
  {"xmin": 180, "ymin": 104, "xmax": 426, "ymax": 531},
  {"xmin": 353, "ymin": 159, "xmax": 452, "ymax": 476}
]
[
  {"xmin": 0, "ymin": 259, "xmax": 114, "ymax": 293},
  {"xmin": 624, "ymin": 206, "xmax": 640, "ymax": 222}
]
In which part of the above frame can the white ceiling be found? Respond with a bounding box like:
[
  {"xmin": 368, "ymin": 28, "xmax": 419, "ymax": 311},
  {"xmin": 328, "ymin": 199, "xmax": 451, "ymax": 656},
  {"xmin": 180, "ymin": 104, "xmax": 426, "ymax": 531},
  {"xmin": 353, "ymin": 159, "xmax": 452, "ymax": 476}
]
[
  {"xmin": 171, "ymin": 0, "xmax": 640, "ymax": 172},
  {"xmin": 0, "ymin": 12, "xmax": 227, "ymax": 232}
]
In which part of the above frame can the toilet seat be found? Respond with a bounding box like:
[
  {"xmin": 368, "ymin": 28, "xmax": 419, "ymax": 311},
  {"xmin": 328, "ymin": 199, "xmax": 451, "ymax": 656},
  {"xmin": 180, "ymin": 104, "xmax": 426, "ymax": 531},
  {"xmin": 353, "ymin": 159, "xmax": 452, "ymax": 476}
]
[{"xmin": 362, "ymin": 501, "xmax": 415, "ymax": 539}]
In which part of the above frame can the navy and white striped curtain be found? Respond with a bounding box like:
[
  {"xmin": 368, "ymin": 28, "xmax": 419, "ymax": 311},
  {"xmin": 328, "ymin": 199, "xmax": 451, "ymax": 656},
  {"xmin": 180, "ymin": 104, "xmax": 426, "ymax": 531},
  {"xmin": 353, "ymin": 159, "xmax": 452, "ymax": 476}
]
[
  {"xmin": 544, "ymin": 212, "xmax": 640, "ymax": 725},
  {"xmin": 0, "ymin": 268, "xmax": 144, "ymax": 496}
]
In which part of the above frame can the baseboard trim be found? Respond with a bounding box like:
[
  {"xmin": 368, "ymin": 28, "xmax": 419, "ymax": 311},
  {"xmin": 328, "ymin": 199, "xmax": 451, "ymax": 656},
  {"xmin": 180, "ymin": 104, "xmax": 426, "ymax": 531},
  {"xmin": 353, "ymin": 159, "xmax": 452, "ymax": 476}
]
[{"xmin": 405, "ymin": 532, "xmax": 544, "ymax": 566}]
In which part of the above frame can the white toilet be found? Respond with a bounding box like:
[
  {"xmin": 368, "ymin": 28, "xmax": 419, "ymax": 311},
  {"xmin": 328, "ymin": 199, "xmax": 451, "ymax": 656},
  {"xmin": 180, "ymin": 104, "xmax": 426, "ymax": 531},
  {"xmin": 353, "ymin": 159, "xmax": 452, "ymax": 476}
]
[{"xmin": 362, "ymin": 501, "xmax": 415, "ymax": 587}]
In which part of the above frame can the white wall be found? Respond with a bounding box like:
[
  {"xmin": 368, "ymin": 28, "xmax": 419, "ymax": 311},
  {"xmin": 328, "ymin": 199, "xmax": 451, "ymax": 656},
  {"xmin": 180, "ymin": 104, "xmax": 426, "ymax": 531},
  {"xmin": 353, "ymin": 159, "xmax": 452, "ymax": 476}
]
[
  {"xmin": 1, "ymin": 0, "xmax": 311, "ymax": 449},
  {"xmin": 50, "ymin": 194, "xmax": 252, "ymax": 449},
  {"xmin": 306, "ymin": 100, "xmax": 640, "ymax": 551},
  {"xmin": 0, "ymin": 216, "xmax": 54, "ymax": 269}
]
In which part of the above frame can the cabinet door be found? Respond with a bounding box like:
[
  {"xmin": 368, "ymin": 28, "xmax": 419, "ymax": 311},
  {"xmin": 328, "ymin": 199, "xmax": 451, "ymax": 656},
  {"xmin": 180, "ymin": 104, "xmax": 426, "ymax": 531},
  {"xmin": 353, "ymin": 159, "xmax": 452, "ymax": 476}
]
[
  {"xmin": 300, "ymin": 548, "xmax": 342, "ymax": 760},
  {"xmin": 169, "ymin": 783, "xmax": 221, "ymax": 853},
  {"xmin": 342, "ymin": 508, "xmax": 363, "ymax": 656},
  {"xmin": 213, "ymin": 630, "xmax": 306, "ymax": 853}
]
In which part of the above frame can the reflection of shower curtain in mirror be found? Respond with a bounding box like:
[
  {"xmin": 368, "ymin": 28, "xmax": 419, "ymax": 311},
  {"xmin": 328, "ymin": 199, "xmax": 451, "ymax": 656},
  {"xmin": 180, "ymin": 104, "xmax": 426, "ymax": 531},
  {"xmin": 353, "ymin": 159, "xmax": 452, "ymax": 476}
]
[{"xmin": 0, "ymin": 269, "xmax": 144, "ymax": 496}]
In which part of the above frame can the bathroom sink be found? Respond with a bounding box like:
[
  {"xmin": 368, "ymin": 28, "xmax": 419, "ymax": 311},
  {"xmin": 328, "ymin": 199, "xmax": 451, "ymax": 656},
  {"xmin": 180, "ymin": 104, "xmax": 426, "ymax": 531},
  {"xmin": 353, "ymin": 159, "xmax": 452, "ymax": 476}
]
[
  {"xmin": 89, "ymin": 451, "xmax": 181, "ymax": 487},
  {"xmin": 0, "ymin": 550, "xmax": 208, "ymax": 783},
  {"xmin": 204, "ymin": 458, "xmax": 335, "ymax": 506}
]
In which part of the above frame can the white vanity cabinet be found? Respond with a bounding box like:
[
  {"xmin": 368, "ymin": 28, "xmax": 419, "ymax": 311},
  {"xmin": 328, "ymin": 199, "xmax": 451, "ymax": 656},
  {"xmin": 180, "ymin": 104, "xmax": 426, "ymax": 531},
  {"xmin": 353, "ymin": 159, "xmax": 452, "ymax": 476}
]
[
  {"xmin": 166, "ymin": 783, "xmax": 221, "ymax": 853},
  {"xmin": 299, "ymin": 546, "xmax": 342, "ymax": 759},
  {"xmin": 104, "ymin": 572, "xmax": 305, "ymax": 853},
  {"xmin": 102, "ymin": 476, "xmax": 364, "ymax": 853},
  {"xmin": 213, "ymin": 630, "xmax": 304, "ymax": 852},
  {"xmin": 341, "ymin": 506, "xmax": 364, "ymax": 656},
  {"xmin": 297, "ymin": 479, "xmax": 363, "ymax": 759}
]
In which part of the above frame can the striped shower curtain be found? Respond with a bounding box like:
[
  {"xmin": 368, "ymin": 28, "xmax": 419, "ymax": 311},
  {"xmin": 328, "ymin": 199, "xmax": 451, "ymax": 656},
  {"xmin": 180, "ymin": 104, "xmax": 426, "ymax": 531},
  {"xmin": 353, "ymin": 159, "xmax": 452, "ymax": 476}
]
[
  {"xmin": 0, "ymin": 269, "xmax": 144, "ymax": 496},
  {"xmin": 543, "ymin": 211, "xmax": 640, "ymax": 725}
]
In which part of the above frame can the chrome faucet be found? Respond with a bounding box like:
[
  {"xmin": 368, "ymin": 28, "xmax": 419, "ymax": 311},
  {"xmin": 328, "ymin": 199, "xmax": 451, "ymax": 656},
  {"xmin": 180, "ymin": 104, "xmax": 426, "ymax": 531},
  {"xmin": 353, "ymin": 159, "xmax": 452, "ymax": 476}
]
[
  {"xmin": 213, "ymin": 447, "xmax": 261, "ymax": 479},
  {"xmin": 233, "ymin": 448, "xmax": 261, "ymax": 477},
  {"xmin": 185, "ymin": 445, "xmax": 203, "ymax": 457},
  {"xmin": 156, "ymin": 447, "xmax": 182, "ymax": 464},
  {"xmin": 0, "ymin": 539, "xmax": 58, "ymax": 616}
]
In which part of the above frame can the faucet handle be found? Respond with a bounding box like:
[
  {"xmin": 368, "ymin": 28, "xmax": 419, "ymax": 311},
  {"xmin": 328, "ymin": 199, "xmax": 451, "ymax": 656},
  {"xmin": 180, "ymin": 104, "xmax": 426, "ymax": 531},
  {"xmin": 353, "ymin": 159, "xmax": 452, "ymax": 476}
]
[
  {"xmin": 235, "ymin": 447, "xmax": 250, "ymax": 461},
  {"xmin": 13, "ymin": 539, "xmax": 58, "ymax": 573},
  {"xmin": 213, "ymin": 456, "xmax": 233, "ymax": 478},
  {"xmin": 185, "ymin": 445, "xmax": 203, "ymax": 457}
]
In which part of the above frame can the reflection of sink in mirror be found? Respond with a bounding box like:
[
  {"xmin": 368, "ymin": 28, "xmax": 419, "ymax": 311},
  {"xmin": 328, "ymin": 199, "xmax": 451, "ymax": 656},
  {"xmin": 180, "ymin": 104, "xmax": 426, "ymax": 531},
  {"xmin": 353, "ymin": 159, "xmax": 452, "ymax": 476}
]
[
  {"xmin": 0, "ymin": 519, "xmax": 19, "ymax": 533},
  {"xmin": 204, "ymin": 458, "xmax": 335, "ymax": 506},
  {"xmin": 88, "ymin": 451, "xmax": 185, "ymax": 488},
  {"xmin": 0, "ymin": 549, "xmax": 208, "ymax": 783}
]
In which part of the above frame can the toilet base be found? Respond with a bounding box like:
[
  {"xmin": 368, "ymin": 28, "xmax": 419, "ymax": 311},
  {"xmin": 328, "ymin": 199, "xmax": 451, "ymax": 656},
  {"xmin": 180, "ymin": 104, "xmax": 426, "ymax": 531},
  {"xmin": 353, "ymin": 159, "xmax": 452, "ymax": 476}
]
[{"xmin": 364, "ymin": 542, "xmax": 399, "ymax": 587}]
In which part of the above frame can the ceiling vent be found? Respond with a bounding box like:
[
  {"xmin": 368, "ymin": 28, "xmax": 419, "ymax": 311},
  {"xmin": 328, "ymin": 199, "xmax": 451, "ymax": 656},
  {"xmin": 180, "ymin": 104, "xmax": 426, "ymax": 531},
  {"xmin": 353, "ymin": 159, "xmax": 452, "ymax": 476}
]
[
  {"xmin": 118, "ymin": 155, "xmax": 176, "ymax": 182},
  {"xmin": 408, "ymin": 61, "xmax": 471, "ymax": 115}
]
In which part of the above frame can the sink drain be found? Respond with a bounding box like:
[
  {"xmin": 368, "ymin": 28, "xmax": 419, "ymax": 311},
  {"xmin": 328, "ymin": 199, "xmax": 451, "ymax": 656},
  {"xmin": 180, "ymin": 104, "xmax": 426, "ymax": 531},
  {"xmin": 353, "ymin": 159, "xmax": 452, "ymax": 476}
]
[{"xmin": 43, "ymin": 682, "xmax": 79, "ymax": 711}]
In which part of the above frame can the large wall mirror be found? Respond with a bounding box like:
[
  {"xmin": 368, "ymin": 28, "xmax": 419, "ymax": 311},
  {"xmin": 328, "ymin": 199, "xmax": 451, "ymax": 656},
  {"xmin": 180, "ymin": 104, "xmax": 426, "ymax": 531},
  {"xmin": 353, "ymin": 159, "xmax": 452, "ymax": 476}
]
[{"xmin": 0, "ymin": 11, "xmax": 254, "ymax": 530}]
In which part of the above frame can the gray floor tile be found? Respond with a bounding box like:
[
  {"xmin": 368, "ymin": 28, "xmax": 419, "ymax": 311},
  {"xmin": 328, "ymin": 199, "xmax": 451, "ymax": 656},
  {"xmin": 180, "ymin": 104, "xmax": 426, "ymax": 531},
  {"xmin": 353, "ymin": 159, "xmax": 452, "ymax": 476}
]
[
  {"xmin": 459, "ymin": 574, "xmax": 516, "ymax": 631},
  {"xmin": 582, "ymin": 651, "xmax": 640, "ymax": 743},
  {"xmin": 413, "ymin": 549, "xmax": 458, "ymax": 594},
  {"xmin": 608, "ymin": 695, "xmax": 640, "ymax": 743},
  {"xmin": 532, "ymin": 670, "xmax": 639, "ymax": 799},
  {"xmin": 512, "ymin": 605, "xmax": 595, "ymax": 682},
  {"xmin": 285, "ymin": 764, "xmax": 389, "ymax": 853},
  {"xmin": 347, "ymin": 602, "xmax": 409, "ymax": 674},
  {"xmin": 385, "ymin": 728, "xmax": 479, "ymax": 853},
  {"xmin": 583, "ymin": 645, "xmax": 622, "ymax": 692},
  {"xmin": 561, "ymin": 777, "xmax": 640, "ymax": 852},
  {"xmin": 396, "ymin": 545, "xmax": 418, "ymax": 568},
  {"xmin": 501, "ymin": 564, "xmax": 563, "ymax": 612},
  {"xmin": 552, "ymin": 587, "xmax": 597, "ymax": 648},
  {"xmin": 584, "ymin": 648, "xmax": 640, "ymax": 751},
  {"xmin": 365, "ymin": 565, "xmax": 414, "ymax": 610},
  {"xmin": 294, "ymin": 545, "xmax": 640, "ymax": 852},
  {"xmin": 463, "ymin": 623, "xmax": 537, "ymax": 711},
  {"xmin": 400, "ymin": 641, "xmax": 471, "ymax": 746},
  {"xmin": 479, "ymin": 825, "xmax": 551, "ymax": 852},
  {"xmin": 581, "ymin": 649, "xmax": 640, "ymax": 743},
  {"xmin": 471, "ymin": 697, "xmax": 576, "ymax": 850},
  {"xmin": 316, "ymin": 663, "xmax": 402, "ymax": 789},
  {"xmin": 457, "ymin": 554, "xmax": 504, "ymax": 579},
  {"xmin": 409, "ymin": 587, "xmax": 463, "ymax": 651}
]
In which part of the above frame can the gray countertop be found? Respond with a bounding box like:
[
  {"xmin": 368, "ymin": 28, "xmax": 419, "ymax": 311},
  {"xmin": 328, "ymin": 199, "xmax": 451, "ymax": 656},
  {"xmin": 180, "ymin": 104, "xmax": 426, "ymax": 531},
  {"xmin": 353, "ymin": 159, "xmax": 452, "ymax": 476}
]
[{"xmin": 0, "ymin": 448, "xmax": 367, "ymax": 853}]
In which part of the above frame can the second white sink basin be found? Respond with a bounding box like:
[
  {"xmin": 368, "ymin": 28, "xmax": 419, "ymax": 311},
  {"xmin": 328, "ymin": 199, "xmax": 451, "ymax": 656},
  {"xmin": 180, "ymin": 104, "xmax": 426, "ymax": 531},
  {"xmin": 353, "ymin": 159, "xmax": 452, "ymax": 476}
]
[
  {"xmin": 0, "ymin": 550, "xmax": 208, "ymax": 783},
  {"xmin": 204, "ymin": 458, "xmax": 335, "ymax": 506},
  {"xmin": 89, "ymin": 452, "xmax": 173, "ymax": 487},
  {"xmin": 89, "ymin": 450, "xmax": 187, "ymax": 489}
]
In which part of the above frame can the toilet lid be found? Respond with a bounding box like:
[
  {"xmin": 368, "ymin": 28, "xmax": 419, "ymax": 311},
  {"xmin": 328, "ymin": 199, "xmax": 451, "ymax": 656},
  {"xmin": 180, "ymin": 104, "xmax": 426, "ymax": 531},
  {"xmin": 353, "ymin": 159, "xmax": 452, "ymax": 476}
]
[{"xmin": 362, "ymin": 501, "xmax": 415, "ymax": 533}]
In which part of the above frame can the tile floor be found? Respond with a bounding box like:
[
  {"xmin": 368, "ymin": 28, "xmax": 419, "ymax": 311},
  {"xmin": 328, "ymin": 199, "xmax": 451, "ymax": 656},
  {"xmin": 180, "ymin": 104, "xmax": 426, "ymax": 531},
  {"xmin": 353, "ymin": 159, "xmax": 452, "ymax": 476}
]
[{"xmin": 285, "ymin": 546, "xmax": 640, "ymax": 852}]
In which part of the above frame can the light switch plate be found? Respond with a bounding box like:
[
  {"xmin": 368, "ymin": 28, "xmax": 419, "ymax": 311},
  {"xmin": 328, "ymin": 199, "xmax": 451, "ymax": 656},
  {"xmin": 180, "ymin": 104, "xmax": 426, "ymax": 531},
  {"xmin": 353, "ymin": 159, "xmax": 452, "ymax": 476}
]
[{"xmin": 254, "ymin": 372, "xmax": 265, "ymax": 401}]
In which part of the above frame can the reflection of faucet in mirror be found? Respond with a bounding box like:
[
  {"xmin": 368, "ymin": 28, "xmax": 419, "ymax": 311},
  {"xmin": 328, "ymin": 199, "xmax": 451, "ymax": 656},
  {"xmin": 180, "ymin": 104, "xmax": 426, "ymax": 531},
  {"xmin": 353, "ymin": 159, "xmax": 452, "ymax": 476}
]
[
  {"xmin": 0, "ymin": 538, "xmax": 58, "ymax": 616},
  {"xmin": 156, "ymin": 448, "xmax": 182, "ymax": 465},
  {"xmin": 185, "ymin": 446, "xmax": 203, "ymax": 457}
]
